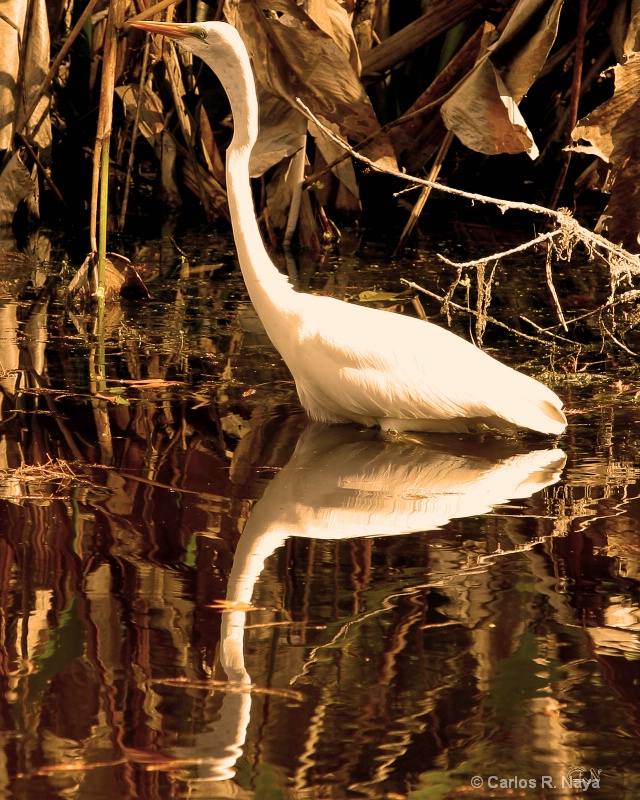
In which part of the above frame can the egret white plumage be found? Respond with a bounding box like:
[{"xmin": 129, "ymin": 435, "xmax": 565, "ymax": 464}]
[{"xmin": 131, "ymin": 20, "xmax": 567, "ymax": 435}]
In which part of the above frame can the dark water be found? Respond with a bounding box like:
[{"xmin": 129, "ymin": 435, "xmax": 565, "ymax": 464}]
[{"xmin": 1, "ymin": 229, "xmax": 640, "ymax": 799}]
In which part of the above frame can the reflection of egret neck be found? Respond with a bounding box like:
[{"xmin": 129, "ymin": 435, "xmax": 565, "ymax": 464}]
[
  {"xmin": 220, "ymin": 524, "xmax": 287, "ymax": 683},
  {"xmin": 212, "ymin": 518, "xmax": 287, "ymax": 784}
]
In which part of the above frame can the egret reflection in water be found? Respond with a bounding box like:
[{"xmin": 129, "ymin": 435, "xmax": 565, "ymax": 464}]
[{"xmin": 185, "ymin": 424, "xmax": 565, "ymax": 784}]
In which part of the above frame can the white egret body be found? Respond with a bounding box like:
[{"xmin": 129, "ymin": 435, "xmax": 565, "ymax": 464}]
[{"xmin": 131, "ymin": 20, "xmax": 567, "ymax": 435}]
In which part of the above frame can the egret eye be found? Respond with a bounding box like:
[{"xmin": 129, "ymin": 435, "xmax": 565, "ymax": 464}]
[{"xmin": 194, "ymin": 27, "xmax": 207, "ymax": 40}]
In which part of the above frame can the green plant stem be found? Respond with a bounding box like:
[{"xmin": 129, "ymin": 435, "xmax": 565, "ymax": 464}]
[
  {"xmin": 96, "ymin": 300, "xmax": 106, "ymax": 392},
  {"xmin": 98, "ymin": 136, "xmax": 110, "ymax": 310}
]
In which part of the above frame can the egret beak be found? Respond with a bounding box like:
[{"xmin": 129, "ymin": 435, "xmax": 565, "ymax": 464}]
[{"xmin": 129, "ymin": 20, "xmax": 195, "ymax": 39}]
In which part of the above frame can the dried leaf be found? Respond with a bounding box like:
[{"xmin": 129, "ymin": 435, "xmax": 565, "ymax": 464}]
[
  {"xmin": 158, "ymin": 131, "xmax": 182, "ymax": 207},
  {"xmin": 625, "ymin": 7, "xmax": 640, "ymax": 57},
  {"xmin": 265, "ymin": 156, "xmax": 301, "ymax": 230},
  {"xmin": 493, "ymin": 0, "xmax": 565, "ymax": 103},
  {"xmin": 571, "ymin": 58, "xmax": 636, "ymax": 164},
  {"xmin": 308, "ymin": 116, "xmax": 361, "ymax": 214},
  {"xmin": 117, "ymin": 83, "xmax": 183, "ymax": 205},
  {"xmin": 0, "ymin": 0, "xmax": 52, "ymax": 151},
  {"xmin": 197, "ymin": 103, "xmax": 226, "ymax": 186},
  {"xmin": 610, "ymin": 0, "xmax": 640, "ymax": 62},
  {"xmin": 0, "ymin": 152, "xmax": 37, "ymax": 227},
  {"xmin": 313, "ymin": 0, "xmax": 361, "ymax": 74},
  {"xmin": 572, "ymin": 54, "xmax": 640, "ymax": 250},
  {"xmin": 224, "ymin": 0, "xmax": 396, "ymax": 169},
  {"xmin": 68, "ymin": 253, "xmax": 150, "ymax": 302},
  {"xmin": 390, "ymin": 25, "xmax": 484, "ymax": 173},
  {"xmin": 352, "ymin": 0, "xmax": 376, "ymax": 57},
  {"xmin": 250, "ymin": 92, "xmax": 307, "ymax": 177},
  {"xmin": 115, "ymin": 84, "xmax": 165, "ymax": 146},
  {"xmin": 441, "ymin": 59, "xmax": 540, "ymax": 158},
  {"xmin": 182, "ymin": 158, "xmax": 229, "ymax": 220},
  {"xmin": 441, "ymin": 0, "xmax": 564, "ymax": 159},
  {"xmin": 358, "ymin": 290, "xmax": 403, "ymax": 302}
]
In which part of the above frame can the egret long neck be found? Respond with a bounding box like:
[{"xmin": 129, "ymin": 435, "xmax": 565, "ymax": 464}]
[{"xmin": 217, "ymin": 41, "xmax": 295, "ymax": 321}]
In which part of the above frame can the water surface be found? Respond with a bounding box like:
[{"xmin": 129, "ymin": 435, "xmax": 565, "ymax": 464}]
[{"xmin": 1, "ymin": 227, "xmax": 639, "ymax": 799}]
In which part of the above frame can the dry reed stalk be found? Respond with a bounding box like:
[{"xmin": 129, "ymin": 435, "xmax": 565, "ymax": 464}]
[
  {"xmin": 548, "ymin": 0, "xmax": 588, "ymax": 209},
  {"xmin": 90, "ymin": 0, "xmax": 126, "ymax": 256}
]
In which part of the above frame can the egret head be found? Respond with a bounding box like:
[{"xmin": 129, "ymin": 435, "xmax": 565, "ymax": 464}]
[{"xmin": 130, "ymin": 20, "xmax": 244, "ymax": 69}]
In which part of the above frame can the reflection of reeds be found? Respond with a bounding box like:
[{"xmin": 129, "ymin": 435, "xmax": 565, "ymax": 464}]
[{"xmin": 2, "ymin": 456, "xmax": 98, "ymax": 498}]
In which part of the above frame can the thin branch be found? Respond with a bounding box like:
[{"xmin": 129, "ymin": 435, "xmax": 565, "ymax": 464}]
[
  {"xmin": 17, "ymin": 132, "xmax": 66, "ymax": 205},
  {"xmin": 394, "ymin": 129, "xmax": 454, "ymax": 254},
  {"xmin": 297, "ymin": 96, "xmax": 557, "ymax": 212},
  {"xmin": 118, "ymin": 36, "xmax": 151, "ymax": 230},
  {"xmin": 437, "ymin": 230, "xmax": 563, "ymax": 267},
  {"xmin": 126, "ymin": 0, "xmax": 184, "ymax": 25},
  {"xmin": 600, "ymin": 320, "xmax": 638, "ymax": 356}
]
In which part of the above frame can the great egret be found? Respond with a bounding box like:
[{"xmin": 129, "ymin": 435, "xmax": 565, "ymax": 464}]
[{"xmin": 131, "ymin": 20, "xmax": 567, "ymax": 435}]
